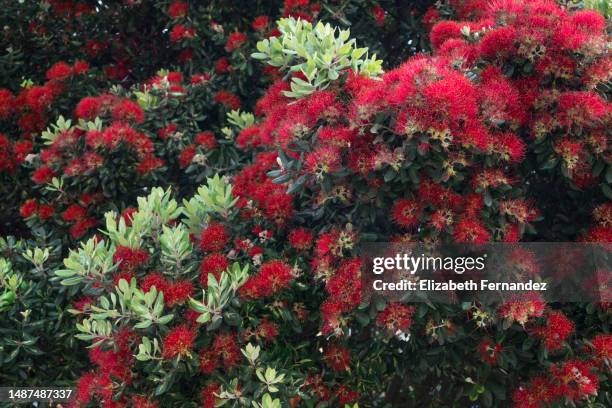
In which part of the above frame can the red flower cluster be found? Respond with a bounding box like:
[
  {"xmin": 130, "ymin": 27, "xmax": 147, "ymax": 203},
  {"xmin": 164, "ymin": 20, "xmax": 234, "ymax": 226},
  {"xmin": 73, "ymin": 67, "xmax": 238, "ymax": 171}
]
[
  {"xmin": 199, "ymin": 332, "xmax": 241, "ymax": 374},
  {"xmin": 252, "ymin": 16, "xmax": 270, "ymax": 32},
  {"xmin": 288, "ymin": 227, "xmax": 313, "ymax": 250},
  {"xmin": 0, "ymin": 59, "xmax": 89, "ymax": 138},
  {"xmin": 323, "ymin": 343, "xmax": 351, "ymax": 372},
  {"xmin": 532, "ymin": 310, "xmax": 574, "ymax": 352},
  {"xmin": 201, "ymin": 382, "xmax": 221, "ymax": 408},
  {"xmin": 0, "ymin": 133, "xmax": 32, "ymax": 174},
  {"xmin": 178, "ymin": 131, "xmax": 219, "ymax": 168},
  {"xmin": 590, "ymin": 334, "xmax": 612, "ymax": 362},
  {"xmin": 169, "ymin": 24, "xmax": 196, "ymax": 42},
  {"xmin": 513, "ymin": 359, "xmax": 599, "ymax": 407},
  {"xmin": 245, "ymin": 317, "xmax": 280, "ymax": 343},
  {"xmin": 321, "ymin": 258, "xmax": 362, "ymax": 335},
  {"xmin": 200, "ymin": 222, "xmax": 229, "ymax": 252},
  {"xmin": 167, "ymin": 0, "xmax": 188, "ymax": 19},
  {"xmin": 35, "ymin": 103, "xmax": 163, "ymax": 190},
  {"xmin": 376, "ymin": 303, "xmax": 416, "ymax": 334},
  {"xmin": 213, "ymin": 90, "xmax": 241, "ymax": 110},
  {"xmin": 56, "ymin": 200, "xmax": 99, "ymax": 239},
  {"xmin": 73, "ymin": 329, "xmax": 135, "ymax": 407},
  {"xmin": 477, "ymin": 338, "xmax": 503, "ymax": 365},
  {"xmin": 225, "ymin": 32, "xmax": 248, "ymax": 52},
  {"xmin": 240, "ymin": 260, "xmax": 293, "ymax": 299},
  {"xmin": 372, "ymin": 5, "xmax": 385, "ymax": 26},
  {"xmin": 113, "ymin": 246, "xmax": 149, "ymax": 272},
  {"xmin": 498, "ymin": 293, "xmax": 546, "ymax": 326},
  {"xmin": 430, "ymin": 0, "xmax": 610, "ymax": 189},
  {"xmin": 200, "ymin": 253, "xmax": 230, "ymax": 287},
  {"xmin": 75, "ymin": 95, "xmax": 144, "ymax": 123},
  {"xmin": 162, "ymin": 324, "xmax": 196, "ymax": 359},
  {"xmin": 141, "ymin": 272, "xmax": 194, "ymax": 307},
  {"xmin": 233, "ymin": 152, "xmax": 294, "ymax": 226}
]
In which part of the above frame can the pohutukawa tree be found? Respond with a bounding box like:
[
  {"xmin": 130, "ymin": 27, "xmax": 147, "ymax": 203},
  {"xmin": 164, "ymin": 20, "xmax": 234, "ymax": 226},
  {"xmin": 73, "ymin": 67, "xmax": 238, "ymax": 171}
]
[{"xmin": 0, "ymin": 1, "xmax": 610, "ymax": 407}]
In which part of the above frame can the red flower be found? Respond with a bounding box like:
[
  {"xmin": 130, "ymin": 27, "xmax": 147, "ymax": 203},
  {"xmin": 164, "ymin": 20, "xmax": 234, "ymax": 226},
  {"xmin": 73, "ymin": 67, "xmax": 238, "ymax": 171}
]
[
  {"xmin": 323, "ymin": 258, "xmax": 362, "ymax": 334},
  {"xmin": 62, "ymin": 204, "xmax": 88, "ymax": 222},
  {"xmin": 121, "ymin": 207, "xmax": 138, "ymax": 226},
  {"xmin": 323, "ymin": 344, "xmax": 351, "ymax": 372},
  {"xmin": 32, "ymin": 166, "xmax": 56, "ymax": 184},
  {"xmin": 336, "ymin": 385, "xmax": 359, "ymax": 405},
  {"xmin": 305, "ymin": 146, "xmax": 341, "ymax": 177},
  {"xmin": 113, "ymin": 246, "xmax": 149, "ymax": 272},
  {"xmin": 158, "ymin": 124, "xmax": 177, "ymax": 139},
  {"xmin": 25, "ymin": 84, "xmax": 58, "ymax": 112},
  {"xmin": 46, "ymin": 61, "xmax": 73, "ymax": 81},
  {"xmin": 0, "ymin": 88, "xmax": 14, "ymax": 119},
  {"xmin": 558, "ymin": 91, "xmax": 608, "ymax": 128},
  {"xmin": 200, "ymin": 223, "xmax": 229, "ymax": 252},
  {"xmin": 72, "ymin": 60, "xmax": 90, "ymax": 75},
  {"xmin": 136, "ymin": 155, "xmax": 164, "ymax": 175},
  {"xmin": 165, "ymin": 280, "xmax": 194, "ymax": 307},
  {"xmin": 590, "ymin": 334, "xmax": 612, "ymax": 361},
  {"xmin": 199, "ymin": 349, "xmax": 218, "ymax": 374},
  {"xmin": 74, "ymin": 372, "xmax": 96, "ymax": 404},
  {"xmin": 131, "ymin": 395, "xmax": 158, "ymax": 408},
  {"xmin": 453, "ymin": 218, "xmax": 490, "ymax": 243},
  {"xmin": 212, "ymin": 332, "xmax": 241, "ymax": 368},
  {"xmin": 38, "ymin": 204, "xmax": 55, "ymax": 220},
  {"xmin": 305, "ymin": 374, "xmax": 331, "ymax": 402},
  {"xmin": 498, "ymin": 293, "xmax": 545, "ymax": 326},
  {"xmin": 532, "ymin": 310, "xmax": 574, "ymax": 352},
  {"xmin": 214, "ymin": 90, "xmax": 241, "ymax": 110},
  {"xmin": 225, "ymin": 32, "xmax": 248, "ymax": 52},
  {"xmin": 550, "ymin": 359, "xmax": 598, "ymax": 402},
  {"xmin": 488, "ymin": 132, "xmax": 526, "ymax": 163},
  {"xmin": 162, "ymin": 324, "xmax": 196, "ymax": 359},
  {"xmin": 477, "ymin": 338, "xmax": 503, "ymax": 365},
  {"xmin": 479, "ymin": 27, "xmax": 517, "ymax": 60},
  {"xmin": 13, "ymin": 140, "xmax": 33, "ymax": 164},
  {"xmin": 583, "ymin": 225, "xmax": 612, "ymax": 243},
  {"xmin": 423, "ymin": 8, "xmax": 440, "ymax": 28},
  {"xmin": 191, "ymin": 73, "xmax": 211, "ymax": 84},
  {"xmin": 69, "ymin": 218, "xmax": 97, "ymax": 239},
  {"xmin": 252, "ymin": 16, "xmax": 270, "ymax": 32},
  {"xmin": 288, "ymin": 227, "xmax": 313, "ymax": 250},
  {"xmin": 391, "ymin": 199, "xmax": 421, "ymax": 228},
  {"xmin": 112, "ymin": 99, "xmax": 145, "ymax": 124},
  {"xmin": 166, "ymin": 71, "xmax": 183, "ymax": 84},
  {"xmin": 254, "ymin": 317, "xmax": 279, "ymax": 342},
  {"xmin": 195, "ymin": 131, "xmax": 218, "ymax": 150},
  {"xmin": 249, "ymin": 261, "xmax": 293, "ymax": 297},
  {"xmin": 73, "ymin": 296, "xmax": 94, "ymax": 312},
  {"xmin": 372, "ymin": 5, "xmax": 385, "ymax": 26},
  {"xmin": 141, "ymin": 273, "xmax": 170, "ymax": 294},
  {"xmin": 262, "ymin": 193, "xmax": 294, "ymax": 226},
  {"xmin": 376, "ymin": 303, "xmax": 416, "ymax": 334},
  {"xmin": 214, "ymin": 57, "xmax": 232, "ymax": 74},
  {"xmin": 179, "ymin": 145, "xmax": 196, "ymax": 168},
  {"xmin": 170, "ymin": 24, "xmax": 196, "ymax": 42},
  {"xmin": 20, "ymin": 199, "xmax": 38, "ymax": 218},
  {"xmin": 83, "ymin": 40, "xmax": 107, "ymax": 57},
  {"xmin": 430, "ymin": 21, "xmax": 463, "ymax": 50},
  {"xmin": 75, "ymin": 96, "xmax": 102, "ymax": 120},
  {"xmin": 512, "ymin": 375, "xmax": 555, "ymax": 408},
  {"xmin": 200, "ymin": 253, "xmax": 229, "ymax": 287},
  {"xmin": 168, "ymin": 0, "xmax": 188, "ymax": 18},
  {"xmin": 201, "ymin": 383, "xmax": 221, "ymax": 408}
]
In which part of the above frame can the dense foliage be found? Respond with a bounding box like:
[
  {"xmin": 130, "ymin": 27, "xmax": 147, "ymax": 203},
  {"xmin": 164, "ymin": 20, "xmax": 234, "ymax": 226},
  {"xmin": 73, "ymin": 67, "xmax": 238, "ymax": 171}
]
[
  {"xmin": 0, "ymin": 1, "xmax": 610, "ymax": 408},
  {"xmin": 0, "ymin": 235, "xmax": 87, "ymax": 386}
]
